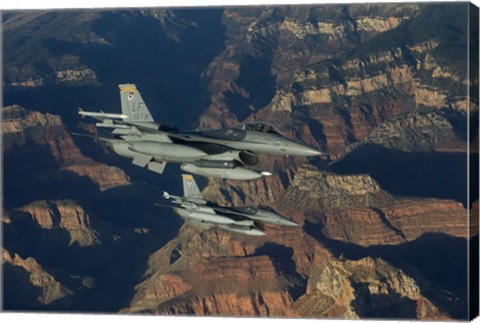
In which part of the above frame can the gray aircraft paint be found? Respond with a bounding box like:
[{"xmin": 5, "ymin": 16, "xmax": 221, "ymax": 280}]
[
  {"xmin": 119, "ymin": 84, "xmax": 155, "ymax": 123},
  {"xmin": 180, "ymin": 164, "xmax": 263, "ymax": 180},
  {"xmin": 127, "ymin": 142, "xmax": 207, "ymax": 160},
  {"xmin": 218, "ymin": 224, "xmax": 265, "ymax": 236},
  {"xmin": 182, "ymin": 174, "xmax": 206, "ymax": 202},
  {"xmin": 79, "ymin": 83, "xmax": 324, "ymax": 180},
  {"xmin": 163, "ymin": 175, "xmax": 299, "ymax": 236},
  {"xmin": 174, "ymin": 208, "xmax": 237, "ymax": 225}
]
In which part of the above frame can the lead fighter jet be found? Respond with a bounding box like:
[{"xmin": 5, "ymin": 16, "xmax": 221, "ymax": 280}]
[
  {"xmin": 79, "ymin": 84, "xmax": 323, "ymax": 180},
  {"xmin": 163, "ymin": 174, "xmax": 298, "ymax": 236}
]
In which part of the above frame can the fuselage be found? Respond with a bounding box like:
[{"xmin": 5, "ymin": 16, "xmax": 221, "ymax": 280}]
[
  {"xmin": 112, "ymin": 127, "xmax": 320, "ymax": 161},
  {"xmin": 107, "ymin": 121, "xmax": 321, "ymax": 180},
  {"xmin": 174, "ymin": 207, "xmax": 236, "ymax": 225},
  {"xmin": 81, "ymin": 84, "xmax": 323, "ymax": 181},
  {"xmin": 215, "ymin": 205, "xmax": 299, "ymax": 227},
  {"xmin": 178, "ymin": 128, "xmax": 322, "ymax": 157},
  {"xmin": 174, "ymin": 201, "xmax": 298, "ymax": 231}
]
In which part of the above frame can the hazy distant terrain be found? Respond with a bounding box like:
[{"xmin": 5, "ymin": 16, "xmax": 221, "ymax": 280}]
[{"xmin": 2, "ymin": 3, "xmax": 478, "ymax": 319}]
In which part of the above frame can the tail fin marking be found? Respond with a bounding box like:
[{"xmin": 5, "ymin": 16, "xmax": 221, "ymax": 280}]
[
  {"xmin": 119, "ymin": 84, "xmax": 155, "ymax": 123},
  {"xmin": 182, "ymin": 174, "xmax": 205, "ymax": 201}
]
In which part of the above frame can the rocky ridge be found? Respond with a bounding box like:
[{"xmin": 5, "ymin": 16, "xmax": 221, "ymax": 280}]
[
  {"xmin": 346, "ymin": 111, "xmax": 466, "ymax": 153},
  {"xmin": 293, "ymin": 256, "xmax": 449, "ymax": 320},
  {"xmin": 123, "ymin": 207, "xmax": 454, "ymax": 319},
  {"xmin": 2, "ymin": 105, "xmax": 129, "ymax": 196},
  {"xmin": 2, "ymin": 105, "xmax": 178, "ymax": 311},
  {"xmin": 279, "ymin": 165, "xmax": 468, "ymax": 246},
  {"xmin": 2, "ymin": 248, "xmax": 73, "ymax": 307},
  {"xmin": 3, "ymin": 188, "xmax": 180, "ymax": 311},
  {"xmin": 240, "ymin": 4, "xmax": 472, "ymax": 162},
  {"xmin": 121, "ymin": 163, "xmax": 467, "ymax": 318},
  {"xmin": 252, "ymin": 42, "xmax": 469, "ymax": 158},
  {"xmin": 18, "ymin": 200, "xmax": 101, "ymax": 247},
  {"xmin": 2, "ymin": 3, "xmax": 475, "ymax": 319},
  {"xmin": 200, "ymin": 5, "xmax": 420, "ymax": 129},
  {"xmin": 2, "ymin": 10, "xmax": 109, "ymax": 87}
]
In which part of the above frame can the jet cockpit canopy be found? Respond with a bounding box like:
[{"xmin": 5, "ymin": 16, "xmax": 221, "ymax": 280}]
[
  {"xmin": 232, "ymin": 206, "xmax": 257, "ymax": 215},
  {"xmin": 238, "ymin": 122, "xmax": 284, "ymax": 136},
  {"xmin": 232, "ymin": 204, "xmax": 278, "ymax": 215},
  {"xmin": 257, "ymin": 205, "xmax": 278, "ymax": 213}
]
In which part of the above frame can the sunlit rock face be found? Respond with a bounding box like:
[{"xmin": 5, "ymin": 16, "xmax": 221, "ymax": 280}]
[
  {"xmin": 2, "ymin": 3, "xmax": 475, "ymax": 320},
  {"xmin": 3, "ymin": 105, "xmax": 130, "ymax": 194}
]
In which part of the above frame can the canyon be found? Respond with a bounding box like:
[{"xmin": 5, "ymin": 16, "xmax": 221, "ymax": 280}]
[{"xmin": 2, "ymin": 2, "xmax": 477, "ymax": 320}]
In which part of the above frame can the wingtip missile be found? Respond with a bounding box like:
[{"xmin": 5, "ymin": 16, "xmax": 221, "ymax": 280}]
[
  {"xmin": 78, "ymin": 107, "xmax": 85, "ymax": 119},
  {"xmin": 78, "ymin": 110, "xmax": 129, "ymax": 120}
]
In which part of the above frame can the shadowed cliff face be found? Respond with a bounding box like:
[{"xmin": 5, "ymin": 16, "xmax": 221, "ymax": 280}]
[
  {"xmin": 304, "ymin": 226, "xmax": 468, "ymax": 319},
  {"xmin": 2, "ymin": 105, "xmax": 129, "ymax": 207},
  {"xmin": 332, "ymin": 145, "xmax": 470, "ymax": 206},
  {"xmin": 199, "ymin": 4, "xmax": 421, "ymax": 129},
  {"xmin": 2, "ymin": 3, "xmax": 476, "ymax": 320},
  {"xmin": 2, "ymin": 106, "xmax": 183, "ymax": 311},
  {"xmin": 3, "ymin": 8, "xmax": 226, "ymax": 129},
  {"xmin": 277, "ymin": 166, "xmax": 469, "ymax": 319}
]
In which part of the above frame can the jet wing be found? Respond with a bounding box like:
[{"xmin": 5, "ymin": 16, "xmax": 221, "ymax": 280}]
[
  {"xmin": 147, "ymin": 161, "xmax": 167, "ymax": 174},
  {"xmin": 132, "ymin": 155, "xmax": 152, "ymax": 167},
  {"xmin": 70, "ymin": 132, "xmax": 123, "ymax": 143},
  {"xmin": 189, "ymin": 219, "xmax": 212, "ymax": 229},
  {"xmin": 214, "ymin": 207, "xmax": 254, "ymax": 220},
  {"xmin": 181, "ymin": 203, "xmax": 216, "ymax": 214},
  {"xmin": 211, "ymin": 207, "xmax": 254, "ymax": 222},
  {"xmin": 213, "ymin": 206, "xmax": 250, "ymax": 217}
]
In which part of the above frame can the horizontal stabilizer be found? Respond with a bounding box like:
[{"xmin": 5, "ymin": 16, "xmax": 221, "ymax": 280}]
[
  {"xmin": 154, "ymin": 203, "xmax": 179, "ymax": 210},
  {"xmin": 112, "ymin": 128, "xmax": 135, "ymax": 135},
  {"xmin": 132, "ymin": 155, "xmax": 152, "ymax": 167}
]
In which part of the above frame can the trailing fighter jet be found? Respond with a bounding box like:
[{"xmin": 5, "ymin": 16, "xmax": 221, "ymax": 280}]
[
  {"xmin": 162, "ymin": 174, "xmax": 298, "ymax": 236},
  {"xmin": 79, "ymin": 84, "xmax": 323, "ymax": 180}
]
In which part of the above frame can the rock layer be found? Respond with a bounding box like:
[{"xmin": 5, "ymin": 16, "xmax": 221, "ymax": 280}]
[
  {"xmin": 2, "ymin": 248, "xmax": 73, "ymax": 307},
  {"xmin": 3, "ymin": 105, "xmax": 129, "ymax": 195},
  {"xmin": 2, "ymin": 4, "xmax": 474, "ymax": 320}
]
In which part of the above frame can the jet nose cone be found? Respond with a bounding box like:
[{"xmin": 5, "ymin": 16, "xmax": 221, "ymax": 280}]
[
  {"xmin": 291, "ymin": 142, "xmax": 323, "ymax": 157},
  {"xmin": 280, "ymin": 218, "xmax": 300, "ymax": 227},
  {"xmin": 250, "ymin": 229, "xmax": 266, "ymax": 236},
  {"xmin": 302, "ymin": 146, "xmax": 323, "ymax": 157}
]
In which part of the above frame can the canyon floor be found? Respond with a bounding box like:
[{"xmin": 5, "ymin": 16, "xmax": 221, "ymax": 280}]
[{"xmin": 2, "ymin": 3, "xmax": 478, "ymax": 320}]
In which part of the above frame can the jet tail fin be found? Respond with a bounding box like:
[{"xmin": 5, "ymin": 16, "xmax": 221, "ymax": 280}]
[
  {"xmin": 182, "ymin": 174, "xmax": 206, "ymax": 203},
  {"xmin": 119, "ymin": 84, "xmax": 155, "ymax": 123}
]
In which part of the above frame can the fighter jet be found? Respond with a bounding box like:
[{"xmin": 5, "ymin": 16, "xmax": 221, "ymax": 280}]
[
  {"xmin": 162, "ymin": 174, "xmax": 298, "ymax": 236},
  {"xmin": 79, "ymin": 84, "xmax": 323, "ymax": 180}
]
